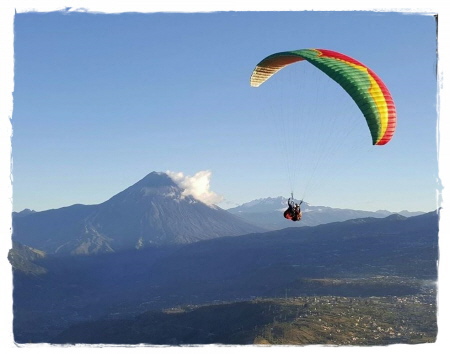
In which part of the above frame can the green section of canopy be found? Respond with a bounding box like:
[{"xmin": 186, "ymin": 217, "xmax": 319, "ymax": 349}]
[{"xmin": 293, "ymin": 50, "xmax": 380, "ymax": 144}]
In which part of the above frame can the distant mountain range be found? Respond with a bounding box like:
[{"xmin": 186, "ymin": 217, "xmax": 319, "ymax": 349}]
[
  {"xmin": 12, "ymin": 172, "xmax": 264, "ymax": 255},
  {"xmin": 12, "ymin": 172, "xmax": 429, "ymax": 255},
  {"xmin": 226, "ymin": 197, "xmax": 425, "ymax": 229}
]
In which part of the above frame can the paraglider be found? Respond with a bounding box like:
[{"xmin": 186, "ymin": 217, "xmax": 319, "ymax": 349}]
[
  {"xmin": 283, "ymin": 197, "xmax": 302, "ymax": 222},
  {"xmin": 250, "ymin": 48, "xmax": 396, "ymax": 221}
]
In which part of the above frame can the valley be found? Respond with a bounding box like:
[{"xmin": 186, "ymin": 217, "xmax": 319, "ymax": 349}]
[
  {"xmin": 51, "ymin": 288, "xmax": 437, "ymax": 345},
  {"xmin": 9, "ymin": 172, "xmax": 440, "ymax": 345}
]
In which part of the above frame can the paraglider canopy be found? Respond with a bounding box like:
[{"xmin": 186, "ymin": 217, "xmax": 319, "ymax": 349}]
[{"xmin": 250, "ymin": 48, "xmax": 396, "ymax": 145}]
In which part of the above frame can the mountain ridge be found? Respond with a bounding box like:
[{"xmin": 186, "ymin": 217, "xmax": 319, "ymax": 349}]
[
  {"xmin": 226, "ymin": 196, "xmax": 426, "ymax": 229},
  {"xmin": 11, "ymin": 173, "xmax": 430, "ymax": 255}
]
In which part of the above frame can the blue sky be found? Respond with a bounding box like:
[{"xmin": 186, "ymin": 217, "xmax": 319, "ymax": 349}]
[
  {"xmin": 8, "ymin": 9, "xmax": 441, "ymax": 214},
  {"xmin": 1, "ymin": 2, "xmax": 449, "ymax": 350}
]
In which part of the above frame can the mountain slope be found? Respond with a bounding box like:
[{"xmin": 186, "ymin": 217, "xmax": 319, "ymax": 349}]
[
  {"xmin": 11, "ymin": 211, "xmax": 439, "ymax": 343},
  {"xmin": 12, "ymin": 172, "xmax": 265, "ymax": 255},
  {"xmin": 8, "ymin": 241, "xmax": 47, "ymax": 275}
]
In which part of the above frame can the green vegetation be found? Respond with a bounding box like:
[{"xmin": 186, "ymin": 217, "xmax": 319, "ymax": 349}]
[
  {"xmin": 252, "ymin": 295, "xmax": 436, "ymax": 345},
  {"xmin": 54, "ymin": 292, "xmax": 436, "ymax": 345}
]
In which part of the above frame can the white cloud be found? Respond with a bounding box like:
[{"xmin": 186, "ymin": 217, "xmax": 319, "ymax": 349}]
[{"xmin": 166, "ymin": 170, "xmax": 223, "ymax": 206}]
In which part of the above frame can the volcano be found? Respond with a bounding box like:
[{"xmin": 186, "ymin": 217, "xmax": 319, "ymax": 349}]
[{"xmin": 12, "ymin": 172, "xmax": 265, "ymax": 254}]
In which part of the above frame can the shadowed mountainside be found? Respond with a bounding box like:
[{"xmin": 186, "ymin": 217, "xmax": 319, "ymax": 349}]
[{"xmin": 11, "ymin": 211, "xmax": 439, "ymax": 343}]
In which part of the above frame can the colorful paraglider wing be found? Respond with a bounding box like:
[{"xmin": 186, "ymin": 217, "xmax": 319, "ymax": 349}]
[{"xmin": 250, "ymin": 49, "xmax": 396, "ymax": 145}]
